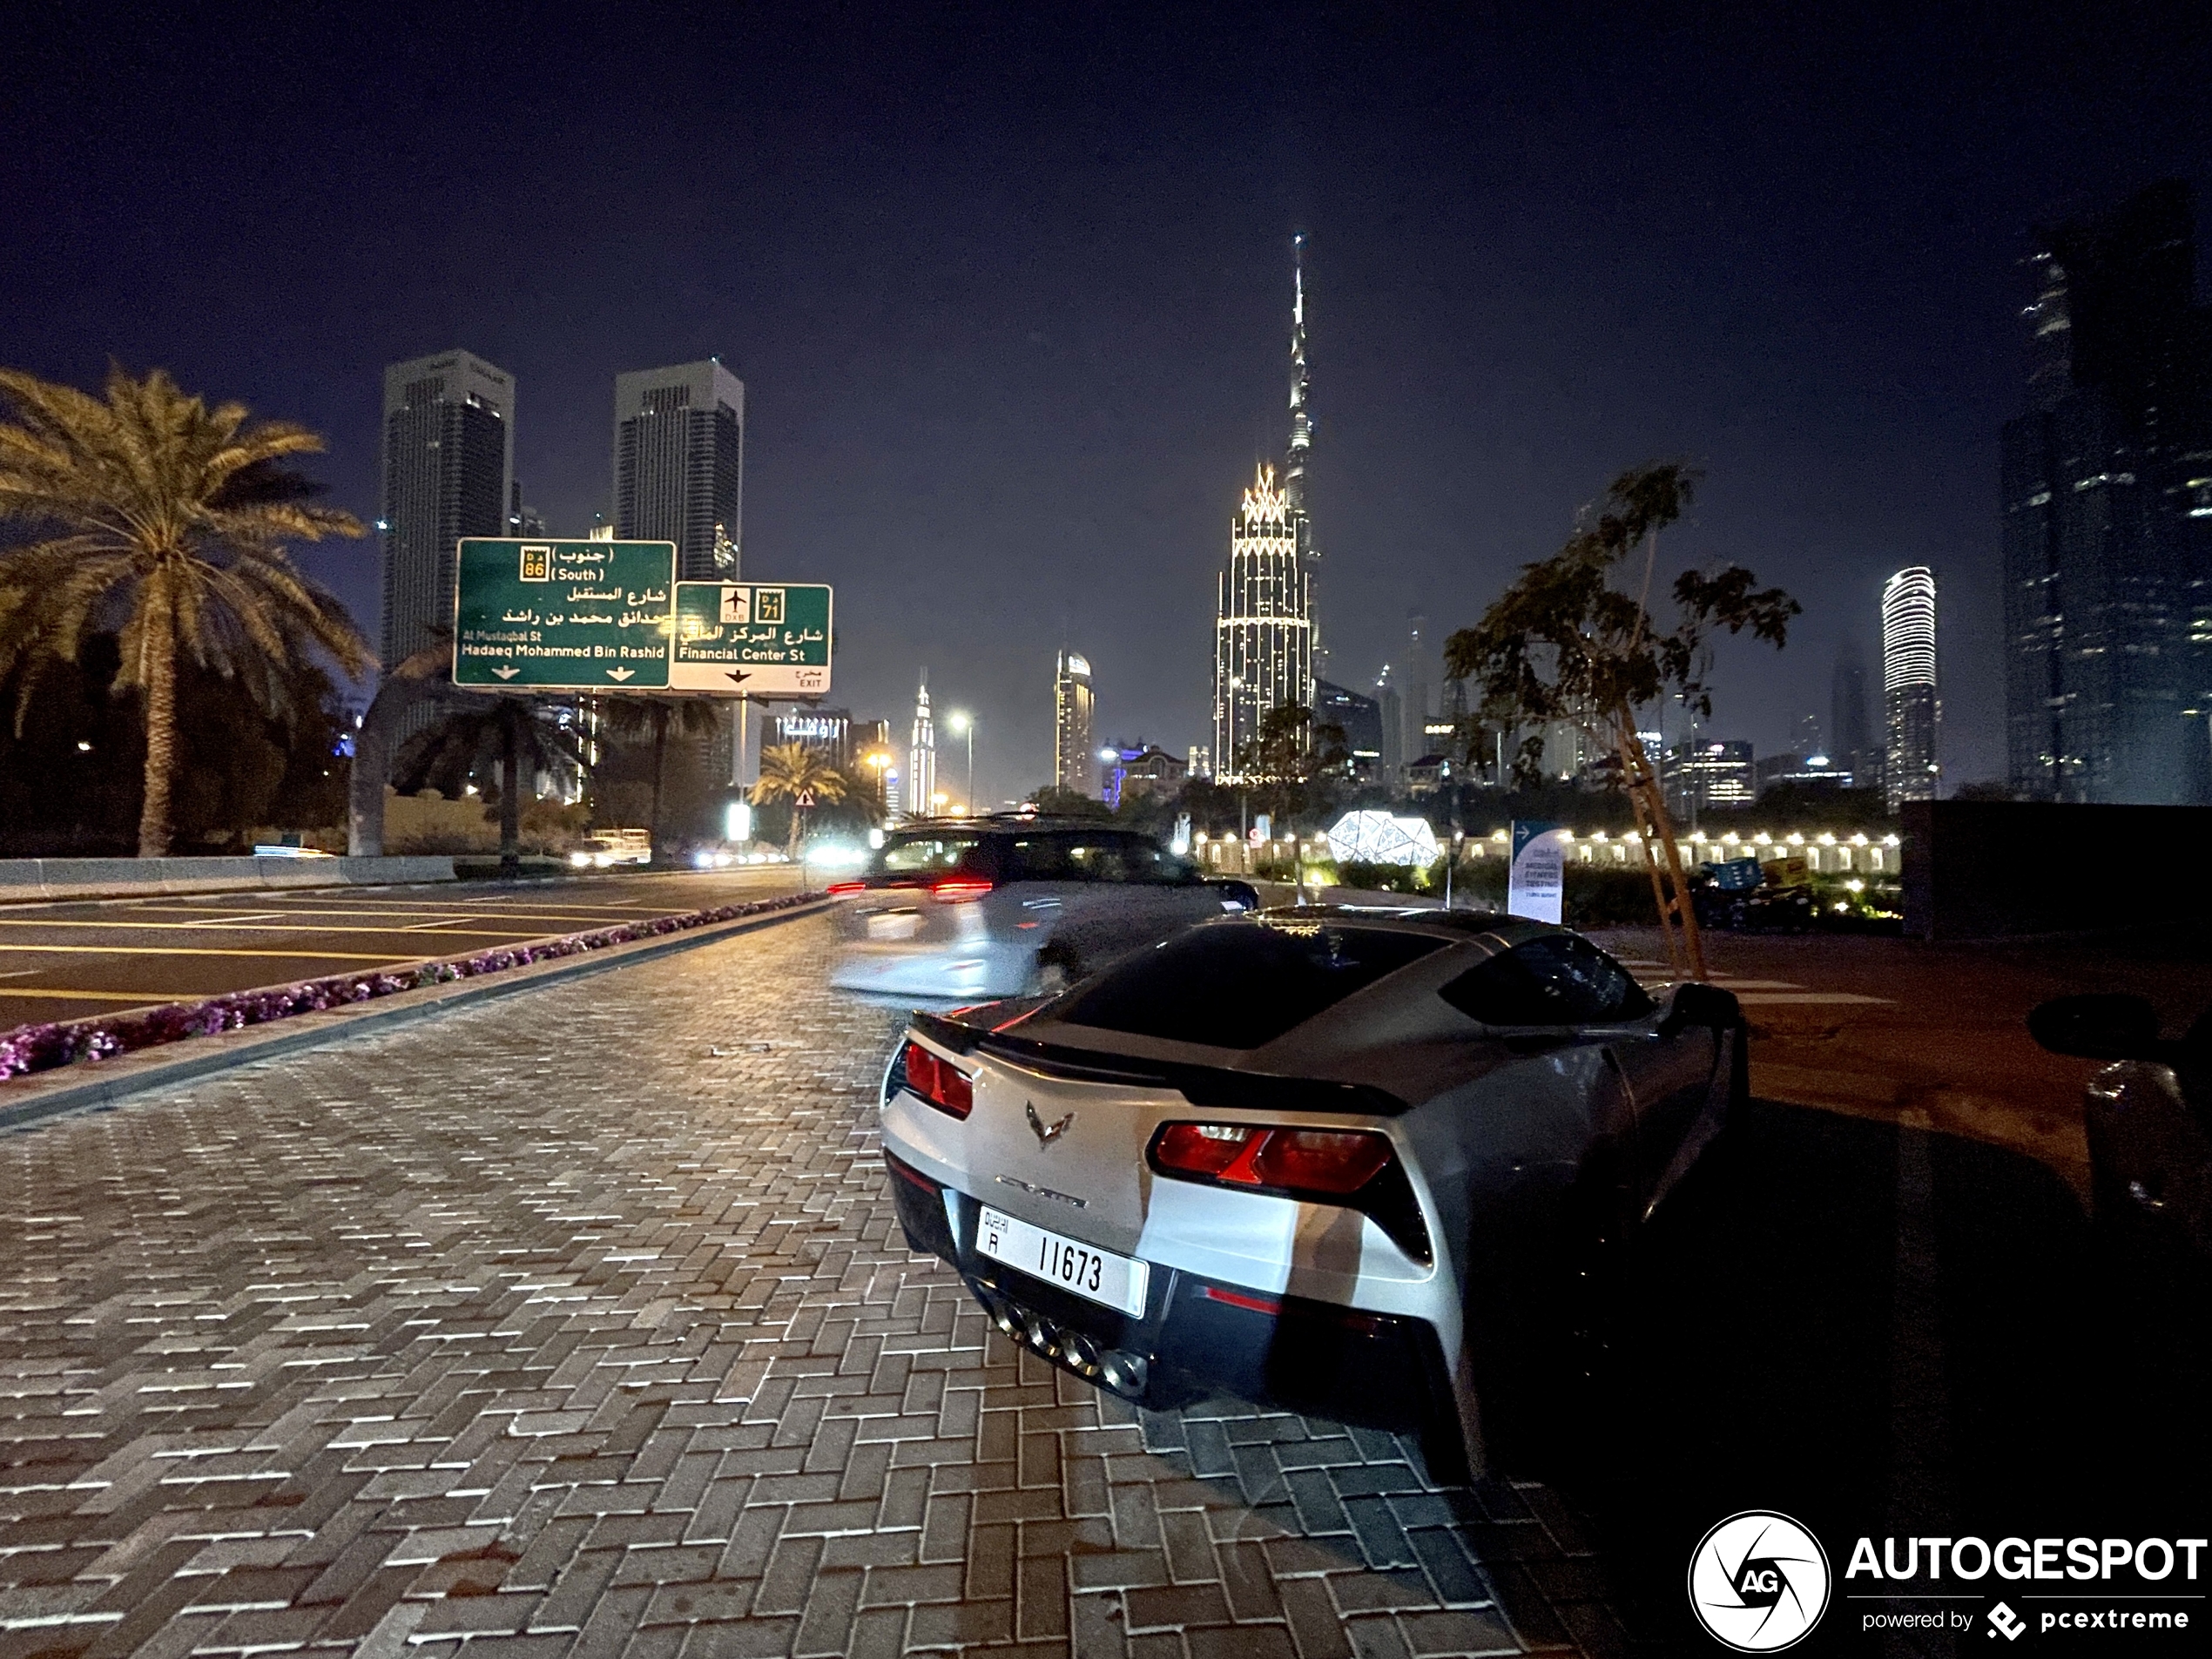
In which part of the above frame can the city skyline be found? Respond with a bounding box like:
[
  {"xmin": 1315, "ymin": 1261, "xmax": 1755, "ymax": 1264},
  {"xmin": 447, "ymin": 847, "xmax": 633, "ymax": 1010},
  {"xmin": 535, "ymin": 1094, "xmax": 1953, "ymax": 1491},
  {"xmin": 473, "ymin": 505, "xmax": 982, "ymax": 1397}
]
[{"xmin": 14, "ymin": 10, "xmax": 2212, "ymax": 797}]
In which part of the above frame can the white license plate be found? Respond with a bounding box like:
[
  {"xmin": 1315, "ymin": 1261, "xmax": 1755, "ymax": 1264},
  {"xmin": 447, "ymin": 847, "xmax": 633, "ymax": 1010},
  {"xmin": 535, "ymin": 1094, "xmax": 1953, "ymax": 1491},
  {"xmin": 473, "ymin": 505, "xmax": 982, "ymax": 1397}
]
[
  {"xmin": 867, "ymin": 911, "xmax": 921, "ymax": 941},
  {"xmin": 975, "ymin": 1206, "xmax": 1149, "ymax": 1317}
]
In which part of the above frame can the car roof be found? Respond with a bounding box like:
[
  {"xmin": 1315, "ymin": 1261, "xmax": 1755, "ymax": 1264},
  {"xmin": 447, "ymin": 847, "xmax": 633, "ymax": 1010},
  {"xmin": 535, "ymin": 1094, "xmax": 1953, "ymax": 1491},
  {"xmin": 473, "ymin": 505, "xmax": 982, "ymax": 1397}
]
[{"xmin": 1246, "ymin": 903, "xmax": 1562, "ymax": 947}]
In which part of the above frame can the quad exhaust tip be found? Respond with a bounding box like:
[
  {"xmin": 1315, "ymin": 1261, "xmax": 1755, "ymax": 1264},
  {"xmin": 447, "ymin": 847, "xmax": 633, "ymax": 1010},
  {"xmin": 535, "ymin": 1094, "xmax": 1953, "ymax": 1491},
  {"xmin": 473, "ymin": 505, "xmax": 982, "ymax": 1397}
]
[{"xmin": 970, "ymin": 1279, "xmax": 1148, "ymax": 1399}]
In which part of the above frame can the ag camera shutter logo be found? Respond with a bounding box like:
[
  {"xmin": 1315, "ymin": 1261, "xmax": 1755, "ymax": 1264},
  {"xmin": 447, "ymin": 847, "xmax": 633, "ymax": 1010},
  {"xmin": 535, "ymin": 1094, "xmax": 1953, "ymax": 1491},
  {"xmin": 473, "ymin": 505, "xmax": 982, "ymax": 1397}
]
[{"xmin": 1689, "ymin": 1511, "xmax": 1831, "ymax": 1651}]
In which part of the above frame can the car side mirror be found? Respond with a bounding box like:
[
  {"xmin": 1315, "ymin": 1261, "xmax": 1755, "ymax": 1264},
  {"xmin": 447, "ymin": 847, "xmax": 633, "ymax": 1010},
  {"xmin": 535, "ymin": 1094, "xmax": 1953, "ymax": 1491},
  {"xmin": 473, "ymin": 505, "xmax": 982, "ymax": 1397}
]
[
  {"xmin": 2027, "ymin": 994, "xmax": 2163, "ymax": 1061},
  {"xmin": 1658, "ymin": 981, "xmax": 1741, "ymax": 1037}
]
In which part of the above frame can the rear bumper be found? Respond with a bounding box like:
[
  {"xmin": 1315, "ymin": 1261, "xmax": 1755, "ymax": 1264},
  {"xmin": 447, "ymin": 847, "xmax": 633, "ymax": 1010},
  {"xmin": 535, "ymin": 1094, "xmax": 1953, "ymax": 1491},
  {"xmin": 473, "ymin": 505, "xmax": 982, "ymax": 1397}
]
[
  {"xmin": 829, "ymin": 940, "xmax": 1028, "ymax": 998},
  {"xmin": 885, "ymin": 1150, "xmax": 1457, "ymax": 1438}
]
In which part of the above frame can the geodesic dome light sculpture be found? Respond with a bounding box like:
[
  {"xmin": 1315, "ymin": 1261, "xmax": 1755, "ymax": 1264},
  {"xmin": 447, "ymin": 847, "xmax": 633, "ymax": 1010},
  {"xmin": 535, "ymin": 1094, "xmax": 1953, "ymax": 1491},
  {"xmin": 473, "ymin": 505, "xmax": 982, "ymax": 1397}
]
[{"xmin": 1326, "ymin": 811, "xmax": 1440, "ymax": 867}]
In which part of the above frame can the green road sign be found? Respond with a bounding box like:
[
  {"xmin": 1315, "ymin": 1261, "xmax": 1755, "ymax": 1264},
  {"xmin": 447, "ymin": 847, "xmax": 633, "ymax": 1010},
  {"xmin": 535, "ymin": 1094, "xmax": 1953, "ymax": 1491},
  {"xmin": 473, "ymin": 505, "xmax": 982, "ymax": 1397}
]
[
  {"xmin": 454, "ymin": 539, "xmax": 675, "ymax": 690},
  {"xmin": 670, "ymin": 583, "xmax": 833, "ymax": 696}
]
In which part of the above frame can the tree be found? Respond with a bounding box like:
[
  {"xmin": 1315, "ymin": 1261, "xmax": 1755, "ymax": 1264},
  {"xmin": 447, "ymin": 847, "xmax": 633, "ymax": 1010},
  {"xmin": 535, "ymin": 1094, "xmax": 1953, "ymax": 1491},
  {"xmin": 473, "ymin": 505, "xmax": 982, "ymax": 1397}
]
[
  {"xmin": 0, "ymin": 366, "xmax": 369, "ymax": 855},
  {"xmin": 596, "ymin": 695, "xmax": 725, "ymax": 855},
  {"xmin": 394, "ymin": 695, "xmax": 588, "ymax": 873},
  {"xmin": 1443, "ymin": 464, "xmax": 1798, "ymax": 978},
  {"xmin": 1233, "ymin": 702, "xmax": 1348, "ymax": 831},
  {"xmin": 752, "ymin": 741, "xmax": 849, "ymax": 853}
]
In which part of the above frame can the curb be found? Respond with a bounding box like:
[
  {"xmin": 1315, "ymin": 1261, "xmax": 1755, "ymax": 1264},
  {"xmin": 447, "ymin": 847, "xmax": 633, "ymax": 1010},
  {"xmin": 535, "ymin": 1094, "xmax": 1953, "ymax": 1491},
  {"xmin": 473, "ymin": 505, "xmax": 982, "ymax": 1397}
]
[{"xmin": 0, "ymin": 897, "xmax": 835, "ymax": 1134}]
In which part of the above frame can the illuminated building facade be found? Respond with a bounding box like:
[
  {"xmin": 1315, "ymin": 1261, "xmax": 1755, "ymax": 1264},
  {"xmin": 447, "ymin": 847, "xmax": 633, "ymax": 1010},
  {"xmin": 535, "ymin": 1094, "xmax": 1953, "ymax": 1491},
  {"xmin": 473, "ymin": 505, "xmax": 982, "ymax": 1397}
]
[
  {"xmin": 1882, "ymin": 567, "xmax": 1940, "ymax": 810},
  {"xmin": 768, "ymin": 708, "xmax": 853, "ymax": 769},
  {"xmin": 907, "ymin": 676, "xmax": 936, "ymax": 818},
  {"xmin": 613, "ymin": 358, "xmax": 745, "ymax": 581},
  {"xmin": 1211, "ymin": 237, "xmax": 1321, "ymax": 783},
  {"xmin": 1212, "ymin": 466, "xmax": 1312, "ymax": 780},
  {"xmin": 379, "ymin": 349, "xmax": 513, "ymax": 671},
  {"xmin": 1053, "ymin": 651, "xmax": 1096, "ymax": 796},
  {"xmin": 2002, "ymin": 182, "xmax": 2212, "ymax": 803}
]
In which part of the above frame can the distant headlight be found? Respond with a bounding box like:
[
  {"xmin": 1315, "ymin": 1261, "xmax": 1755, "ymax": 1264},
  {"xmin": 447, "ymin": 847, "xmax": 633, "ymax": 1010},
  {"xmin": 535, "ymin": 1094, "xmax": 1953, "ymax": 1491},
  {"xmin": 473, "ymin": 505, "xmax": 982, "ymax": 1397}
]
[{"xmin": 570, "ymin": 852, "xmax": 591, "ymax": 867}]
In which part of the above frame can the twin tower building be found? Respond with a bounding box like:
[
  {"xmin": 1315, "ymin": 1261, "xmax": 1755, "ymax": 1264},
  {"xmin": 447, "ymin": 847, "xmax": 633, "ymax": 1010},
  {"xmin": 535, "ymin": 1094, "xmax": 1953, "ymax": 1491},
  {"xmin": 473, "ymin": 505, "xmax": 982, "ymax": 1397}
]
[{"xmin": 376, "ymin": 353, "xmax": 745, "ymax": 672}]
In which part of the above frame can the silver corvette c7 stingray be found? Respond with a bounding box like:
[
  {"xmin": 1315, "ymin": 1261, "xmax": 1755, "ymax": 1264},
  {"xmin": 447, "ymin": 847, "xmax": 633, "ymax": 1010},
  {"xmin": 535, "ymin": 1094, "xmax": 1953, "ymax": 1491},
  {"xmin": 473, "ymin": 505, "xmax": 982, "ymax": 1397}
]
[{"xmin": 875, "ymin": 906, "xmax": 1745, "ymax": 1479}]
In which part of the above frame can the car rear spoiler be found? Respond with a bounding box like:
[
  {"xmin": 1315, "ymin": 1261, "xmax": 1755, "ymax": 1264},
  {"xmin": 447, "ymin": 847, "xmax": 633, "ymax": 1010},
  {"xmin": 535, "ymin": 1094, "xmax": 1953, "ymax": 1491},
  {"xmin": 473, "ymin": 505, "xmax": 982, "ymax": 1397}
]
[{"xmin": 908, "ymin": 1008, "xmax": 1413, "ymax": 1119}]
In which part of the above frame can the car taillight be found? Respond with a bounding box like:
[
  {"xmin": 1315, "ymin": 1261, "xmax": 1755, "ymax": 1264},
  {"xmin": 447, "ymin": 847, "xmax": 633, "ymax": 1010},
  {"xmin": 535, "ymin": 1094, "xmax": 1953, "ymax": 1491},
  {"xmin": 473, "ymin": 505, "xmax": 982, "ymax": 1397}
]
[
  {"xmin": 901, "ymin": 1043, "xmax": 974, "ymax": 1119},
  {"xmin": 826, "ymin": 880, "xmax": 867, "ymax": 896},
  {"xmin": 1149, "ymin": 1123, "xmax": 1393, "ymax": 1197},
  {"xmin": 930, "ymin": 879, "xmax": 994, "ymax": 903}
]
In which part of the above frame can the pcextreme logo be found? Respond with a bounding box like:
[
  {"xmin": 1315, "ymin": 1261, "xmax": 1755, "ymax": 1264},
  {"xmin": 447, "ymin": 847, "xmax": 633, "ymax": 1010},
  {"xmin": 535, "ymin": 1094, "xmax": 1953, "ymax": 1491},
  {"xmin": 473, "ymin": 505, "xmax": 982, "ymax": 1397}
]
[{"xmin": 1689, "ymin": 1511, "xmax": 1832, "ymax": 1651}]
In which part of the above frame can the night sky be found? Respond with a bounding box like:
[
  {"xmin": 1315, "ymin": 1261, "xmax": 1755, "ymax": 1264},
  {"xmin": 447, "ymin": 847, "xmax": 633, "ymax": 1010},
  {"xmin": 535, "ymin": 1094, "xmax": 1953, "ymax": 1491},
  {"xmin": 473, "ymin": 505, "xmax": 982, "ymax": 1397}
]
[{"xmin": 10, "ymin": 3, "xmax": 2211, "ymax": 803}]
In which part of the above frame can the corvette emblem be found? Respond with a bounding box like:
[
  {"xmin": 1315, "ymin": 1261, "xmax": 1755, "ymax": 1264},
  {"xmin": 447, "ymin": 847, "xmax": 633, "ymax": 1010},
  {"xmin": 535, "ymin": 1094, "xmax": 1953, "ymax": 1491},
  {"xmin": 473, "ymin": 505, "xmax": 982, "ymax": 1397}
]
[{"xmin": 1026, "ymin": 1103, "xmax": 1075, "ymax": 1146}]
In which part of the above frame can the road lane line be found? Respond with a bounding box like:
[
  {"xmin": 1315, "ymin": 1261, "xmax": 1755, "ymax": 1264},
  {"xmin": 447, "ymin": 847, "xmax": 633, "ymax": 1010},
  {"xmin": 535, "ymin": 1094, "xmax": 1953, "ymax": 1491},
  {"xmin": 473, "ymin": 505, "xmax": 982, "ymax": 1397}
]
[
  {"xmin": 0, "ymin": 945, "xmax": 421, "ymax": 961},
  {"xmin": 0, "ymin": 988, "xmax": 221, "ymax": 1001},
  {"xmin": 0, "ymin": 920, "xmax": 567, "ymax": 939}
]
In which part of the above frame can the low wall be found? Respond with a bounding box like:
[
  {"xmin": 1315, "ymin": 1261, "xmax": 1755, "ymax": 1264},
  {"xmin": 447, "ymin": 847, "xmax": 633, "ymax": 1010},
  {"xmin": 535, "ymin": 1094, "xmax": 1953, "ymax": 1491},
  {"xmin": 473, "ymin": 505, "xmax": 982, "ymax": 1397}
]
[
  {"xmin": 0, "ymin": 855, "xmax": 458, "ymax": 906},
  {"xmin": 1902, "ymin": 799, "xmax": 2212, "ymax": 938}
]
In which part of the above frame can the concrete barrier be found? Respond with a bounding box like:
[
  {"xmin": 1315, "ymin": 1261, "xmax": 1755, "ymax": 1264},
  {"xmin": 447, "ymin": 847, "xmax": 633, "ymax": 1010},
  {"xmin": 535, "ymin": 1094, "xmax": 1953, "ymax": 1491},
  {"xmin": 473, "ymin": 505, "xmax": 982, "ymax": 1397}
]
[{"xmin": 0, "ymin": 855, "xmax": 458, "ymax": 906}]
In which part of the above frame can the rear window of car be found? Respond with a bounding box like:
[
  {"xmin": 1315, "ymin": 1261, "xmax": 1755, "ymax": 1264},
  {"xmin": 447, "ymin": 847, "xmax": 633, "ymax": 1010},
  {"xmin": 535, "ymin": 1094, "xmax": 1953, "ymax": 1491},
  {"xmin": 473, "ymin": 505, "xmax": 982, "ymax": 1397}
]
[
  {"xmin": 873, "ymin": 833, "xmax": 991, "ymax": 877},
  {"xmin": 1004, "ymin": 833, "xmax": 1184, "ymax": 884},
  {"xmin": 1436, "ymin": 934, "xmax": 1653, "ymax": 1027},
  {"xmin": 1052, "ymin": 919, "xmax": 1446, "ymax": 1049}
]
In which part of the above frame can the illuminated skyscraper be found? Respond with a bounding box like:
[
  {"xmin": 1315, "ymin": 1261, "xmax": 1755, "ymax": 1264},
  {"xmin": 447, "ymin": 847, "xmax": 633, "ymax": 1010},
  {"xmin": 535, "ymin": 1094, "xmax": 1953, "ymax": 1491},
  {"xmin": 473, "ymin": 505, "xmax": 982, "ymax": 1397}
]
[
  {"xmin": 1211, "ymin": 239, "xmax": 1319, "ymax": 781},
  {"xmin": 1284, "ymin": 232, "xmax": 1316, "ymax": 568},
  {"xmin": 1213, "ymin": 466, "xmax": 1312, "ymax": 780},
  {"xmin": 378, "ymin": 349, "xmax": 513, "ymax": 671},
  {"xmin": 613, "ymin": 359, "xmax": 745, "ymax": 581},
  {"xmin": 1053, "ymin": 650, "xmax": 1095, "ymax": 797},
  {"xmin": 907, "ymin": 675, "xmax": 936, "ymax": 817},
  {"xmin": 1881, "ymin": 567, "xmax": 1940, "ymax": 810},
  {"xmin": 2002, "ymin": 183, "xmax": 2212, "ymax": 802}
]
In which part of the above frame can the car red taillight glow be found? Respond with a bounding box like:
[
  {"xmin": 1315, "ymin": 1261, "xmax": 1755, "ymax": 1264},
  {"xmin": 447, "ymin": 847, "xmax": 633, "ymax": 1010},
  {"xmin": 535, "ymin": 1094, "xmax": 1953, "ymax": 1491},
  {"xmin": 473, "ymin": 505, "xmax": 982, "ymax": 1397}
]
[
  {"xmin": 929, "ymin": 879, "xmax": 994, "ymax": 903},
  {"xmin": 1149, "ymin": 1123, "xmax": 1394, "ymax": 1197},
  {"xmin": 901, "ymin": 1043, "xmax": 974, "ymax": 1119},
  {"xmin": 826, "ymin": 880, "xmax": 867, "ymax": 896}
]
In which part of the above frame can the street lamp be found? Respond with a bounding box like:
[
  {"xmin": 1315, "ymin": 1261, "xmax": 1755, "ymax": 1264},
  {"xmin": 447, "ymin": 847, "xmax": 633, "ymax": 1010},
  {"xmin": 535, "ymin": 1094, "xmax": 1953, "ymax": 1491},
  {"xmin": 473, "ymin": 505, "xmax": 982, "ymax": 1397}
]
[{"xmin": 947, "ymin": 711, "xmax": 975, "ymax": 815}]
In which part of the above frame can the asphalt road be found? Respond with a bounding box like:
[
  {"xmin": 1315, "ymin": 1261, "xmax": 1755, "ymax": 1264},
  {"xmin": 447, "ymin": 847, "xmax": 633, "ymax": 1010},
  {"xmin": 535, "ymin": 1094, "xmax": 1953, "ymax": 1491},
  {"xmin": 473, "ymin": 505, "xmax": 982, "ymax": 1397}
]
[{"xmin": 0, "ymin": 867, "xmax": 806, "ymax": 1028}]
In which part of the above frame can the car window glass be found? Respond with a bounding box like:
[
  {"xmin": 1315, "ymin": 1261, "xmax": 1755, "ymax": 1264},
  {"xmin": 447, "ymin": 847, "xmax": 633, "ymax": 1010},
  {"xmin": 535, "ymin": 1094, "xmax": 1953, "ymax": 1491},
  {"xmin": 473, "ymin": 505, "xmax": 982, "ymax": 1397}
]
[
  {"xmin": 1005, "ymin": 837, "xmax": 1078, "ymax": 881},
  {"xmin": 1064, "ymin": 838, "xmax": 1133, "ymax": 882},
  {"xmin": 1055, "ymin": 919, "xmax": 1446, "ymax": 1049},
  {"xmin": 876, "ymin": 834, "xmax": 986, "ymax": 876},
  {"xmin": 1436, "ymin": 934, "xmax": 1654, "ymax": 1027},
  {"xmin": 1111, "ymin": 839, "xmax": 1180, "ymax": 884}
]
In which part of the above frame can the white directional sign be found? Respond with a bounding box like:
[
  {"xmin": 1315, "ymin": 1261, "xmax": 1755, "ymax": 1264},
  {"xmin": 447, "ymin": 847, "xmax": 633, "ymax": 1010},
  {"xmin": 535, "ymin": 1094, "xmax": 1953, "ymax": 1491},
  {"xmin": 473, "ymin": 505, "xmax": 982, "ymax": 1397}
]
[{"xmin": 670, "ymin": 583, "xmax": 833, "ymax": 696}]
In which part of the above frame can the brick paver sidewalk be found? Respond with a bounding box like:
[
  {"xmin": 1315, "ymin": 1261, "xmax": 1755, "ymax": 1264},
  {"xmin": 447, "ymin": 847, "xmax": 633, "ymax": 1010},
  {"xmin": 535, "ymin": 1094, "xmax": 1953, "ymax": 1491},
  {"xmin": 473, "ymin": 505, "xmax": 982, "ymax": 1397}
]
[{"xmin": 0, "ymin": 916, "xmax": 1619, "ymax": 1658}]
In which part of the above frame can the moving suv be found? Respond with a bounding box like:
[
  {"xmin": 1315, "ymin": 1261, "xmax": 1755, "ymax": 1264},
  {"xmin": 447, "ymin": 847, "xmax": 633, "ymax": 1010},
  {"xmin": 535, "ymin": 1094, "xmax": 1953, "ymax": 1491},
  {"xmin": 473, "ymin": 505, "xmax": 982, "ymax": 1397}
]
[{"xmin": 827, "ymin": 819, "xmax": 1258, "ymax": 999}]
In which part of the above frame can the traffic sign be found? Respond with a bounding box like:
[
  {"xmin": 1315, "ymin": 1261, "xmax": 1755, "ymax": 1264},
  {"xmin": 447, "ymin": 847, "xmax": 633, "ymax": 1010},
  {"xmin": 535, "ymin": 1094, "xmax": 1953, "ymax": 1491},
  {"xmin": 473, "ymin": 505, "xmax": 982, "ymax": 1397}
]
[
  {"xmin": 670, "ymin": 583, "xmax": 833, "ymax": 696},
  {"xmin": 454, "ymin": 539, "xmax": 675, "ymax": 690}
]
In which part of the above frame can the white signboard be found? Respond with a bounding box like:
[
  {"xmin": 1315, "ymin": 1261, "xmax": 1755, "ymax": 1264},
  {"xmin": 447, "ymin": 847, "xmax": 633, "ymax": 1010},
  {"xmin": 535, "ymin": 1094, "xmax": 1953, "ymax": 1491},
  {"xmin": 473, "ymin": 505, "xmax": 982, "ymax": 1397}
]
[{"xmin": 1507, "ymin": 820, "xmax": 1569, "ymax": 925}]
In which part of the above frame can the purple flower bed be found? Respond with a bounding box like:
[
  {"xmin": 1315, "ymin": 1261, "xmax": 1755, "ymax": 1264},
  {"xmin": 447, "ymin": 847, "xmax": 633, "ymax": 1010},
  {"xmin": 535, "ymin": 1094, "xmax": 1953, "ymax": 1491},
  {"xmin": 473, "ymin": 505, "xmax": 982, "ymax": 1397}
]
[{"xmin": 0, "ymin": 892, "xmax": 823, "ymax": 1082}]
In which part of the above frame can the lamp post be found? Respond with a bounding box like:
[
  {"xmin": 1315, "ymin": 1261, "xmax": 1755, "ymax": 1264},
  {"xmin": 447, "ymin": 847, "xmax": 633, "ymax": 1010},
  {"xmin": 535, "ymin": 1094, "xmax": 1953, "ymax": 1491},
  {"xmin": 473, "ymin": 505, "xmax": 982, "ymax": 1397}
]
[{"xmin": 948, "ymin": 711, "xmax": 974, "ymax": 815}]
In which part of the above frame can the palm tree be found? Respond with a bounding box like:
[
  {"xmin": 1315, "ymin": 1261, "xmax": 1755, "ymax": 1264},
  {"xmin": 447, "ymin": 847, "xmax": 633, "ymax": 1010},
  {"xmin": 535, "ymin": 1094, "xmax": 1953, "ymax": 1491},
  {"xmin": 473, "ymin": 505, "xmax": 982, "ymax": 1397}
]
[
  {"xmin": 0, "ymin": 366, "xmax": 369, "ymax": 855},
  {"xmin": 596, "ymin": 695, "xmax": 725, "ymax": 857},
  {"xmin": 395, "ymin": 696, "xmax": 588, "ymax": 873},
  {"xmin": 752, "ymin": 741, "xmax": 849, "ymax": 853}
]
